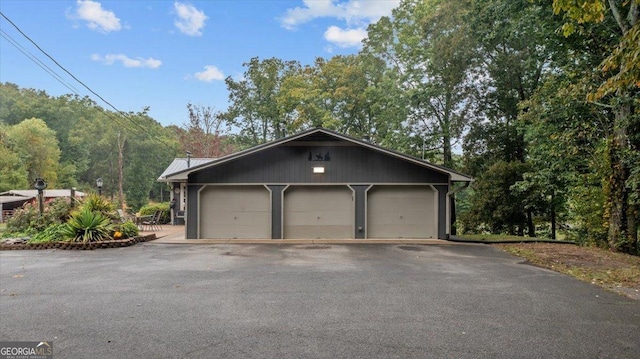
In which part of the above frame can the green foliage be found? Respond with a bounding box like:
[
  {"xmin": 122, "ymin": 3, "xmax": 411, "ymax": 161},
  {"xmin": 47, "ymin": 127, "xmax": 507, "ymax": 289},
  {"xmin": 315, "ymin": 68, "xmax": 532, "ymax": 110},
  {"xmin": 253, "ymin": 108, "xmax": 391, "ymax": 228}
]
[
  {"xmin": 0, "ymin": 83, "xmax": 180, "ymax": 214},
  {"xmin": 80, "ymin": 194, "xmax": 116, "ymax": 218},
  {"xmin": 551, "ymin": 0, "xmax": 639, "ymax": 252},
  {"xmin": 224, "ymin": 57, "xmax": 305, "ymax": 144},
  {"xmin": 27, "ymin": 223, "xmax": 68, "ymax": 244},
  {"xmin": 5, "ymin": 117, "xmax": 62, "ymax": 186},
  {"xmin": 61, "ymin": 208, "xmax": 113, "ymax": 243},
  {"xmin": 0, "ymin": 125, "xmax": 29, "ymax": 191},
  {"xmin": 362, "ymin": 0, "xmax": 475, "ymax": 166},
  {"xmin": 6, "ymin": 197, "xmax": 73, "ymax": 235},
  {"xmin": 5, "ymin": 204, "xmax": 39, "ymax": 235},
  {"xmin": 116, "ymin": 220, "xmax": 139, "ymax": 239},
  {"xmin": 139, "ymin": 202, "xmax": 169, "ymax": 224},
  {"xmin": 552, "ymin": 0, "xmax": 639, "ymax": 99},
  {"xmin": 460, "ymin": 160, "xmax": 531, "ymax": 235}
]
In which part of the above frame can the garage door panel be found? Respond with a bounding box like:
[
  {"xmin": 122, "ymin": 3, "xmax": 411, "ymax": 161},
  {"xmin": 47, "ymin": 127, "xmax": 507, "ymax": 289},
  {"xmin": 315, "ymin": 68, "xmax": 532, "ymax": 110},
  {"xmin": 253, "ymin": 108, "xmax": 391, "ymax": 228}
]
[
  {"xmin": 285, "ymin": 225, "xmax": 351, "ymax": 239},
  {"xmin": 208, "ymin": 211, "xmax": 270, "ymax": 226},
  {"xmin": 373, "ymin": 210, "xmax": 429, "ymax": 224},
  {"xmin": 284, "ymin": 186, "xmax": 353, "ymax": 239},
  {"xmin": 208, "ymin": 224, "xmax": 269, "ymax": 238},
  {"xmin": 286, "ymin": 210, "xmax": 351, "ymax": 224},
  {"xmin": 367, "ymin": 186, "xmax": 436, "ymax": 239},
  {"xmin": 200, "ymin": 186, "xmax": 270, "ymax": 239}
]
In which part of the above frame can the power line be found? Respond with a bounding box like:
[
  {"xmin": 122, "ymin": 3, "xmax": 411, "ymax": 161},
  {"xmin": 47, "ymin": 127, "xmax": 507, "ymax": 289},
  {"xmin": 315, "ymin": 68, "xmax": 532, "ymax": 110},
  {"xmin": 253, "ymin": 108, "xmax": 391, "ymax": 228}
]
[
  {"xmin": 0, "ymin": 11, "xmax": 177, "ymax": 151},
  {"xmin": 0, "ymin": 27, "xmax": 141, "ymax": 137},
  {"xmin": 1, "ymin": 29, "xmax": 82, "ymax": 94}
]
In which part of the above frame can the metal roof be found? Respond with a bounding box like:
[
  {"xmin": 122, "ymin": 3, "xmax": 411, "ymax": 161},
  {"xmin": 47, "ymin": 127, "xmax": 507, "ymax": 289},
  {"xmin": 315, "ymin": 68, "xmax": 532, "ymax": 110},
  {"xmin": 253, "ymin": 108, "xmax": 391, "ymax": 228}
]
[
  {"xmin": 0, "ymin": 195, "xmax": 34, "ymax": 204},
  {"xmin": 163, "ymin": 128, "xmax": 473, "ymax": 182},
  {"xmin": 157, "ymin": 158, "xmax": 216, "ymax": 182},
  {"xmin": 0, "ymin": 189, "xmax": 86, "ymax": 198}
]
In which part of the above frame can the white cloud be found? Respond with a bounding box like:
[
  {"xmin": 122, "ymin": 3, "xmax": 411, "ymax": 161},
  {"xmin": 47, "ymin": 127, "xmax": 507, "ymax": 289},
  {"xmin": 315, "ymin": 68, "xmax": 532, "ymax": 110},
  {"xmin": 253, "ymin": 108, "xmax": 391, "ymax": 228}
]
[
  {"xmin": 193, "ymin": 66, "xmax": 225, "ymax": 82},
  {"xmin": 91, "ymin": 54, "xmax": 162, "ymax": 69},
  {"xmin": 280, "ymin": 0, "xmax": 399, "ymax": 30},
  {"xmin": 173, "ymin": 2, "xmax": 208, "ymax": 36},
  {"xmin": 324, "ymin": 26, "xmax": 367, "ymax": 48},
  {"xmin": 71, "ymin": 0, "xmax": 121, "ymax": 33}
]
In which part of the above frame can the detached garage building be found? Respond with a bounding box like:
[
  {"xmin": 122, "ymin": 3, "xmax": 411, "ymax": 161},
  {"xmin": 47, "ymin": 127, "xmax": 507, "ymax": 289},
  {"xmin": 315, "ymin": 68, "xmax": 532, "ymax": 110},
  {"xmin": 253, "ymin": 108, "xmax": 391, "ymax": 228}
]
[{"xmin": 162, "ymin": 128, "xmax": 472, "ymax": 240}]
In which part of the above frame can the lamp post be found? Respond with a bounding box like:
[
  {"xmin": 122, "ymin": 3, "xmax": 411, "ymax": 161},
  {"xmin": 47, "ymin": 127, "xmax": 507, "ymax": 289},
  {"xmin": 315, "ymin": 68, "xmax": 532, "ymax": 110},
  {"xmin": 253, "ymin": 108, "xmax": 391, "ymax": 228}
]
[
  {"xmin": 96, "ymin": 178, "xmax": 103, "ymax": 196},
  {"xmin": 33, "ymin": 178, "xmax": 47, "ymax": 216}
]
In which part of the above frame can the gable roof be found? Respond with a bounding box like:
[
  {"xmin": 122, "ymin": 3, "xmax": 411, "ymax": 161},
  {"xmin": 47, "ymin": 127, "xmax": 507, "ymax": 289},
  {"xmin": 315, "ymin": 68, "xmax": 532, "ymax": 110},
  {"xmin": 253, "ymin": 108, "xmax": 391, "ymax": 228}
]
[
  {"xmin": 163, "ymin": 128, "xmax": 473, "ymax": 182},
  {"xmin": 157, "ymin": 158, "xmax": 216, "ymax": 182}
]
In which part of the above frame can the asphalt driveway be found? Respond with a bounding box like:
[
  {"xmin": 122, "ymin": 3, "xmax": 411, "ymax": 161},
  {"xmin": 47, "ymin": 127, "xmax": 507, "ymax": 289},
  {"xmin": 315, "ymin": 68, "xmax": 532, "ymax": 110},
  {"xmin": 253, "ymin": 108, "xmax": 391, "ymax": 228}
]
[{"xmin": 1, "ymin": 243, "xmax": 638, "ymax": 358}]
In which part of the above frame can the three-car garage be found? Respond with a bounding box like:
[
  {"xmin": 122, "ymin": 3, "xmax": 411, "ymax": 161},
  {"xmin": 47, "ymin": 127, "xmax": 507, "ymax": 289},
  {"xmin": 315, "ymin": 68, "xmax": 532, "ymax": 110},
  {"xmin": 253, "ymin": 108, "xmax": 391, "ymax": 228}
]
[
  {"xmin": 163, "ymin": 128, "xmax": 472, "ymax": 240},
  {"xmin": 197, "ymin": 184, "xmax": 439, "ymax": 239}
]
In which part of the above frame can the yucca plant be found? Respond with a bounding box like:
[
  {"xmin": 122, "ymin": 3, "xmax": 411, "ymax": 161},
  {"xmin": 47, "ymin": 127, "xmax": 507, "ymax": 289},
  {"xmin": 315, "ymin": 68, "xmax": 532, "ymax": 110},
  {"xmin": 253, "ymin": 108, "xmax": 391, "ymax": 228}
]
[
  {"xmin": 61, "ymin": 208, "xmax": 114, "ymax": 243},
  {"xmin": 80, "ymin": 194, "xmax": 117, "ymax": 220}
]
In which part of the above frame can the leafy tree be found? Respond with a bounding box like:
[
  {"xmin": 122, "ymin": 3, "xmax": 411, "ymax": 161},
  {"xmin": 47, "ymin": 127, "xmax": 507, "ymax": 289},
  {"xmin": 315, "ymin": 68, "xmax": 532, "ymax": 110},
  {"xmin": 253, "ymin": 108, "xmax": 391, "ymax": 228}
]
[
  {"xmin": 224, "ymin": 57, "xmax": 303, "ymax": 145},
  {"xmin": 5, "ymin": 118, "xmax": 61, "ymax": 186},
  {"xmin": 465, "ymin": 0, "xmax": 559, "ymax": 163},
  {"xmin": 0, "ymin": 81, "xmax": 186, "ymax": 215},
  {"xmin": 175, "ymin": 103, "xmax": 235, "ymax": 158},
  {"xmin": 461, "ymin": 160, "xmax": 532, "ymax": 235},
  {"xmin": 460, "ymin": 0, "xmax": 564, "ymax": 236},
  {"xmin": 363, "ymin": 0, "xmax": 475, "ymax": 166},
  {"xmin": 552, "ymin": 0, "xmax": 639, "ymax": 252},
  {"xmin": 0, "ymin": 125, "xmax": 28, "ymax": 191},
  {"xmin": 65, "ymin": 104, "xmax": 179, "ymax": 210},
  {"xmin": 290, "ymin": 55, "xmax": 408, "ymax": 151}
]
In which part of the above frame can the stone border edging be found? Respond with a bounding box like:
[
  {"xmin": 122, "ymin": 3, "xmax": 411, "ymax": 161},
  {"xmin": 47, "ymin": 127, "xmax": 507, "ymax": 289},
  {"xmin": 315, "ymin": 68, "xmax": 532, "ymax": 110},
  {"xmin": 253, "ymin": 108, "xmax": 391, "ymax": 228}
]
[{"xmin": 0, "ymin": 234, "xmax": 156, "ymax": 250}]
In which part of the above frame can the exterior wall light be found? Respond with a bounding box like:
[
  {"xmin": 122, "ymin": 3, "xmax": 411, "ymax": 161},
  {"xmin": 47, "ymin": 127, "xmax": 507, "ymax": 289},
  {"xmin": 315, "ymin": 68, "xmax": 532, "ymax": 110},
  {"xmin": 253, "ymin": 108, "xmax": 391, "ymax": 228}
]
[{"xmin": 313, "ymin": 167, "xmax": 325, "ymax": 174}]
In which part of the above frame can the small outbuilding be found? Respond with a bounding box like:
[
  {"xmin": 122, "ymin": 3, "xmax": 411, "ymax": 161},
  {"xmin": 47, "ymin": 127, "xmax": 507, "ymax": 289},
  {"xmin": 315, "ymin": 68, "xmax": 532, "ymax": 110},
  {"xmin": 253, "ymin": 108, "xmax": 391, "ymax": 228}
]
[
  {"xmin": 161, "ymin": 128, "xmax": 473, "ymax": 240},
  {"xmin": 0, "ymin": 189, "xmax": 86, "ymax": 223}
]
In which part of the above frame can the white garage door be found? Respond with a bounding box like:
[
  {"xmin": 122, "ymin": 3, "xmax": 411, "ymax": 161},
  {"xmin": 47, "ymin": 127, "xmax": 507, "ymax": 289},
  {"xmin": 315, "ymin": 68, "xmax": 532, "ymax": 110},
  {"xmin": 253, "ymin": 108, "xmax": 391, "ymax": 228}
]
[
  {"xmin": 367, "ymin": 186, "xmax": 436, "ymax": 239},
  {"xmin": 284, "ymin": 186, "xmax": 353, "ymax": 239},
  {"xmin": 199, "ymin": 186, "xmax": 270, "ymax": 239}
]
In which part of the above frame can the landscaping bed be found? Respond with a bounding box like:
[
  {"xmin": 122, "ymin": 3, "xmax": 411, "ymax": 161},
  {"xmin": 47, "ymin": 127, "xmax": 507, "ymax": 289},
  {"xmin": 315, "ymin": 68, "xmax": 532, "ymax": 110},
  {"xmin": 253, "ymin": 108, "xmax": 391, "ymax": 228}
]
[{"xmin": 0, "ymin": 233, "xmax": 156, "ymax": 250}]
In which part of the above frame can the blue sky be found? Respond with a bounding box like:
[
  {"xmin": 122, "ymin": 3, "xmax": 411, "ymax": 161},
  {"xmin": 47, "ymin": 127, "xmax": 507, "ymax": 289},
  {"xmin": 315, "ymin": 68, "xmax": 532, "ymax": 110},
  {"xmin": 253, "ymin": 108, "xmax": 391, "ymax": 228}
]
[{"xmin": 0, "ymin": 0, "xmax": 399, "ymax": 127}]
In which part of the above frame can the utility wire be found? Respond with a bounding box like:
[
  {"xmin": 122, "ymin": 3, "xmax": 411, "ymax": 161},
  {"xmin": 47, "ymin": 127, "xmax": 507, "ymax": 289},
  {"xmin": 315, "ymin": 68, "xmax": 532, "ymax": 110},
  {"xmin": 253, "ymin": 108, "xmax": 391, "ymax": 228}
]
[
  {"xmin": 0, "ymin": 11, "xmax": 177, "ymax": 151},
  {"xmin": 1, "ymin": 29, "xmax": 82, "ymax": 95},
  {"xmin": 0, "ymin": 26, "xmax": 141, "ymax": 137}
]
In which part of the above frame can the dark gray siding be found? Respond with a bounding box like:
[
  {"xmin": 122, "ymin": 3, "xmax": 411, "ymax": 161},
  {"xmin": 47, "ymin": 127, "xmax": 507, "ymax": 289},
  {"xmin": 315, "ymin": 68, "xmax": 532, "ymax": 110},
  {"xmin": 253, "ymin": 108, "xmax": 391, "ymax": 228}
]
[
  {"xmin": 351, "ymin": 185, "xmax": 368, "ymax": 239},
  {"xmin": 267, "ymin": 185, "xmax": 286, "ymax": 239},
  {"xmin": 434, "ymin": 185, "xmax": 448, "ymax": 239},
  {"xmin": 186, "ymin": 184, "xmax": 202, "ymax": 239},
  {"xmin": 190, "ymin": 141, "xmax": 449, "ymax": 184}
]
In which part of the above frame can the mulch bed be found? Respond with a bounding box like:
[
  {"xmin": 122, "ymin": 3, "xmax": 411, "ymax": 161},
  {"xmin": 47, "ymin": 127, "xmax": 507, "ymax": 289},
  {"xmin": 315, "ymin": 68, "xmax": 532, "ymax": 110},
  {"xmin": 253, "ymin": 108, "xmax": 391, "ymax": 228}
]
[{"xmin": 0, "ymin": 234, "xmax": 156, "ymax": 250}]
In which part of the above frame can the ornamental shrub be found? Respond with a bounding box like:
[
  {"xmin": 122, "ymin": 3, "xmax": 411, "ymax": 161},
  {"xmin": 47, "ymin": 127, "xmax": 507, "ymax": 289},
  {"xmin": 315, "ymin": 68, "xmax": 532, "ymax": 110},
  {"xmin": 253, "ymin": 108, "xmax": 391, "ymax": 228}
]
[
  {"xmin": 28, "ymin": 223, "xmax": 68, "ymax": 244},
  {"xmin": 139, "ymin": 202, "xmax": 170, "ymax": 224},
  {"xmin": 6, "ymin": 197, "xmax": 74, "ymax": 235},
  {"xmin": 61, "ymin": 208, "xmax": 114, "ymax": 243},
  {"xmin": 117, "ymin": 220, "xmax": 139, "ymax": 239}
]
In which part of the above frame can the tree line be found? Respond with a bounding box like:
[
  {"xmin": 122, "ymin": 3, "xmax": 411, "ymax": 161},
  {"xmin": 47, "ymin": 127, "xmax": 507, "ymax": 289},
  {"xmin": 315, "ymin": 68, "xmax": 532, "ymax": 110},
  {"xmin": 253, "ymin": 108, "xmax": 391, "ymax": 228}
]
[{"xmin": 1, "ymin": 0, "xmax": 637, "ymax": 253}]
